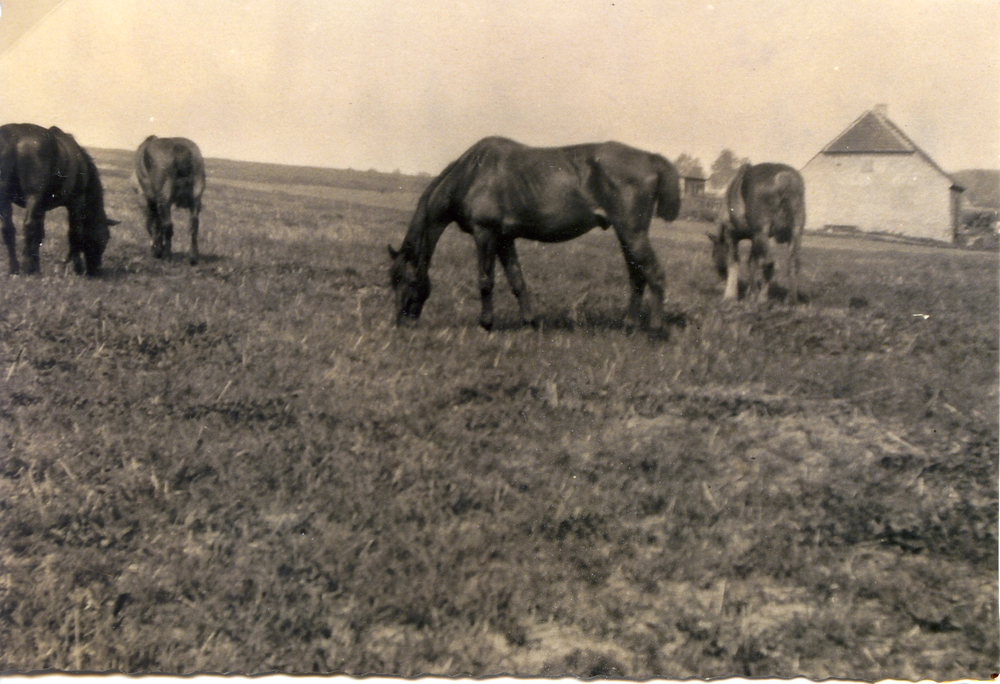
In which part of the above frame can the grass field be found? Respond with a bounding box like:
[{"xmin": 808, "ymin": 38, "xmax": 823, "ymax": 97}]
[{"xmin": 1, "ymin": 148, "xmax": 997, "ymax": 679}]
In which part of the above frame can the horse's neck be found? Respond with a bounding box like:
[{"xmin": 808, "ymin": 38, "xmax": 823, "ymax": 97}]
[
  {"xmin": 403, "ymin": 216, "xmax": 449, "ymax": 272},
  {"xmin": 403, "ymin": 182, "xmax": 454, "ymax": 270}
]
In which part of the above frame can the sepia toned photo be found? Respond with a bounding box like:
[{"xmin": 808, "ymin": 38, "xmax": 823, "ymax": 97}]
[{"xmin": 0, "ymin": 0, "xmax": 997, "ymax": 680}]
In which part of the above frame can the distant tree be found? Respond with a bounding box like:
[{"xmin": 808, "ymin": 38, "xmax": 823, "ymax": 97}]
[
  {"xmin": 674, "ymin": 153, "xmax": 705, "ymax": 179},
  {"xmin": 953, "ymin": 169, "xmax": 1000, "ymax": 209},
  {"xmin": 709, "ymin": 149, "xmax": 750, "ymax": 191}
]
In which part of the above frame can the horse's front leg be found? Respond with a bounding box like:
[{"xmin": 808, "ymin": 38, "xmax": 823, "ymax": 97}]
[
  {"xmin": 749, "ymin": 235, "xmax": 773, "ymax": 304},
  {"xmin": 786, "ymin": 228, "xmax": 802, "ymax": 303},
  {"xmin": 65, "ymin": 211, "xmax": 86, "ymax": 275},
  {"xmin": 497, "ymin": 237, "xmax": 536, "ymax": 327},
  {"xmin": 472, "ymin": 225, "xmax": 498, "ymax": 331},
  {"xmin": 1, "ymin": 200, "xmax": 19, "ymax": 275},
  {"xmin": 723, "ymin": 239, "xmax": 740, "ymax": 300}
]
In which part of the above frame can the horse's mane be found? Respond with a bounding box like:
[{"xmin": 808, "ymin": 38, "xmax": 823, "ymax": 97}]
[{"xmin": 398, "ymin": 141, "xmax": 491, "ymax": 265}]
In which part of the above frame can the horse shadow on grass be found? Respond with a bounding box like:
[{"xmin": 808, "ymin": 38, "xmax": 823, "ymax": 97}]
[
  {"xmin": 489, "ymin": 307, "xmax": 688, "ymax": 340},
  {"xmin": 98, "ymin": 249, "xmax": 227, "ymax": 281},
  {"xmin": 728, "ymin": 281, "xmax": 811, "ymax": 305}
]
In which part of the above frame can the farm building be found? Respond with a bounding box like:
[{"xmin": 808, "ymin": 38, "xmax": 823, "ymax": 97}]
[
  {"xmin": 801, "ymin": 105, "xmax": 964, "ymax": 242},
  {"xmin": 681, "ymin": 175, "xmax": 706, "ymax": 197}
]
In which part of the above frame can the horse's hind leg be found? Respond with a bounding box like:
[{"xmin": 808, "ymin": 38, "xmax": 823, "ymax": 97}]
[
  {"xmin": 616, "ymin": 230, "xmax": 666, "ymax": 330},
  {"xmin": 472, "ymin": 224, "xmax": 498, "ymax": 331},
  {"xmin": 22, "ymin": 197, "xmax": 45, "ymax": 274},
  {"xmin": 1, "ymin": 200, "xmax": 18, "ymax": 275},
  {"xmin": 188, "ymin": 203, "xmax": 200, "ymax": 265},
  {"xmin": 497, "ymin": 237, "xmax": 536, "ymax": 326}
]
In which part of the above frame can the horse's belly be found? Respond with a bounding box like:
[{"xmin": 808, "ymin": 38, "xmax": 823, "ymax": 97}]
[
  {"xmin": 503, "ymin": 209, "xmax": 603, "ymax": 242},
  {"xmin": 770, "ymin": 223, "xmax": 794, "ymax": 244}
]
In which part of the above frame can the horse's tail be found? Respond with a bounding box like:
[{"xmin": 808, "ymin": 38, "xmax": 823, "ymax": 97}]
[
  {"xmin": 653, "ymin": 154, "xmax": 681, "ymax": 222},
  {"xmin": 775, "ymin": 167, "xmax": 806, "ymax": 233},
  {"xmin": 0, "ymin": 127, "xmax": 14, "ymax": 193}
]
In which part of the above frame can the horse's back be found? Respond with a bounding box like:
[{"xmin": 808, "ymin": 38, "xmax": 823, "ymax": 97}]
[
  {"xmin": 727, "ymin": 163, "xmax": 804, "ymax": 242},
  {"xmin": 0, "ymin": 123, "xmax": 82, "ymax": 207},
  {"xmin": 747, "ymin": 162, "xmax": 804, "ymax": 197},
  {"xmin": 136, "ymin": 136, "xmax": 205, "ymax": 206},
  {"xmin": 447, "ymin": 138, "xmax": 605, "ymax": 237},
  {"xmin": 452, "ymin": 138, "xmax": 668, "ymax": 217}
]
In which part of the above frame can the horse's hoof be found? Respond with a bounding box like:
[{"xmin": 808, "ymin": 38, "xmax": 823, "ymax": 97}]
[{"xmin": 647, "ymin": 326, "xmax": 670, "ymax": 341}]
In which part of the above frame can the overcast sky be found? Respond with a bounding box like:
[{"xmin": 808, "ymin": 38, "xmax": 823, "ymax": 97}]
[{"xmin": 1, "ymin": 0, "xmax": 997, "ymax": 174}]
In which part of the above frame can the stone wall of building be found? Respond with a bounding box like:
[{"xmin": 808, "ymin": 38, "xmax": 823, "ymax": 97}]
[{"xmin": 801, "ymin": 152, "xmax": 954, "ymax": 242}]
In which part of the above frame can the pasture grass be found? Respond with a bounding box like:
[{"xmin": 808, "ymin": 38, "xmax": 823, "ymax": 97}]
[{"xmin": 0, "ymin": 151, "xmax": 997, "ymax": 679}]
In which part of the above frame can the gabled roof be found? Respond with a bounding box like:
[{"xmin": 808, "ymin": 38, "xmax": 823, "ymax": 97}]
[
  {"xmin": 822, "ymin": 110, "xmax": 915, "ymax": 153},
  {"xmin": 812, "ymin": 105, "xmax": 962, "ymax": 189}
]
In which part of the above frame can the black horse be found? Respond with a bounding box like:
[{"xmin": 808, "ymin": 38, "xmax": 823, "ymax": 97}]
[
  {"xmin": 388, "ymin": 137, "xmax": 680, "ymax": 330},
  {"xmin": 135, "ymin": 135, "xmax": 206, "ymax": 264},
  {"xmin": 0, "ymin": 123, "xmax": 119, "ymax": 276},
  {"xmin": 708, "ymin": 162, "xmax": 805, "ymax": 303}
]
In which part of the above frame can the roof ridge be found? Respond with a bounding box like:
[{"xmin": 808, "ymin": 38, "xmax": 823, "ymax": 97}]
[{"xmin": 814, "ymin": 106, "xmax": 961, "ymax": 187}]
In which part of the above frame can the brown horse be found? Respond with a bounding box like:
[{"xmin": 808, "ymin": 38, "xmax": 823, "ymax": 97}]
[
  {"xmin": 388, "ymin": 137, "xmax": 681, "ymax": 330},
  {"xmin": 708, "ymin": 162, "xmax": 805, "ymax": 303},
  {"xmin": 135, "ymin": 135, "xmax": 206, "ymax": 264},
  {"xmin": 0, "ymin": 123, "xmax": 119, "ymax": 275}
]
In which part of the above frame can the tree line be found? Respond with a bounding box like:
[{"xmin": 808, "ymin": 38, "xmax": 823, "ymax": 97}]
[{"xmin": 674, "ymin": 149, "xmax": 750, "ymax": 192}]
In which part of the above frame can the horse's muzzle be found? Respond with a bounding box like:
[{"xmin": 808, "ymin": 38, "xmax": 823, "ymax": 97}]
[{"xmin": 395, "ymin": 312, "xmax": 420, "ymax": 327}]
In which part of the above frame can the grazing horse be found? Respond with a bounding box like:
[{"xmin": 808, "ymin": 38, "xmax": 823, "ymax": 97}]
[
  {"xmin": 135, "ymin": 135, "xmax": 205, "ymax": 264},
  {"xmin": 388, "ymin": 137, "xmax": 681, "ymax": 331},
  {"xmin": 0, "ymin": 123, "xmax": 118, "ymax": 276},
  {"xmin": 708, "ymin": 162, "xmax": 805, "ymax": 303}
]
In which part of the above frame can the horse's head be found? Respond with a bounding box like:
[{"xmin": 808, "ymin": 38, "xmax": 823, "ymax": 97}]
[
  {"xmin": 707, "ymin": 223, "xmax": 730, "ymax": 279},
  {"xmin": 77, "ymin": 216, "xmax": 119, "ymax": 276},
  {"xmin": 388, "ymin": 245, "xmax": 430, "ymax": 326}
]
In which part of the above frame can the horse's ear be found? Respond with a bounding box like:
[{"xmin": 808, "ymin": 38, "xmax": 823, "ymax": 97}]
[
  {"xmin": 387, "ymin": 244, "xmax": 400, "ymax": 260},
  {"xmin": 107, "ymin": 218, "xmax": 121, "ymax": 227}
]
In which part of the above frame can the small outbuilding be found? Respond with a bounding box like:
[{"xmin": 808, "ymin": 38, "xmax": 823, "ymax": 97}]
[
  {"xmin": 681, "ymin": 176, "xmax": 706, "ymax": 197},
  {"xmin": 801, "ymin": 105, "xmax": 964, "ymax": 242}
]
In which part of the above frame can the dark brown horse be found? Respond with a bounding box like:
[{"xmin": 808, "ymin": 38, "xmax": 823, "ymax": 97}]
[
  {"xmin": 135, "ymin": 135, "xmax": 205, "ymax": 264},
  {"xmin": 388, "ymin": 137, "xmax": 681, "ymax": 330},
  {"xmin": 0, "ymin": 123, "xmax": 119, "ymax": 276},
  {"xmin": 708, "ymin": 162, "xmax": 805, "ymax": 303}
]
